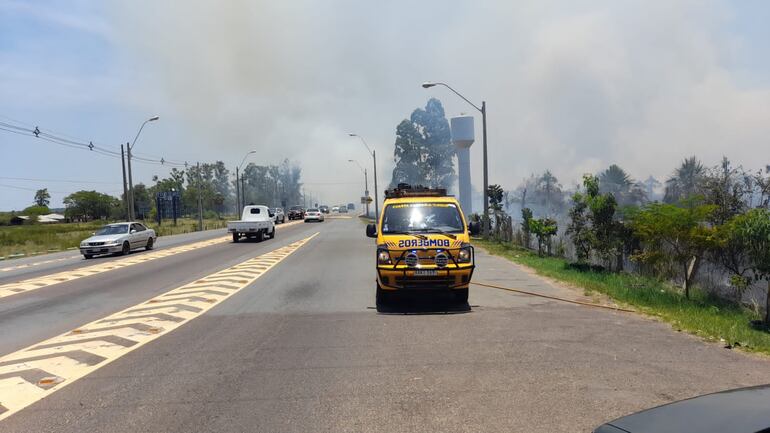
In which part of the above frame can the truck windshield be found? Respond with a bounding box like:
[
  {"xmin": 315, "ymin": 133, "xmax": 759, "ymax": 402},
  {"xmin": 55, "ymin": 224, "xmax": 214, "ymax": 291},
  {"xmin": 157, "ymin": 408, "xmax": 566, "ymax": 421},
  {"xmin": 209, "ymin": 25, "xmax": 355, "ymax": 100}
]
[
  {"xmin": 95, "ymin": 224, "xmax": 129, "ymax": 235},
  {"xmin": 381, "ymin": 202, "xmax": 464, "ymax": 234}
]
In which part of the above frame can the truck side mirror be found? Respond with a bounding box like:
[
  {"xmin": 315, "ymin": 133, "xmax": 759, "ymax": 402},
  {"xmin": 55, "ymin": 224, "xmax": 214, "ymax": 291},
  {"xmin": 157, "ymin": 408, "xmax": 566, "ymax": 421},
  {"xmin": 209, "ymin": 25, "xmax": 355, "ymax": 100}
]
[
  {"xmin": 366, "ymin": 223, "xmax": 377, "ymax": 238},
  {"xmin": 468, "ymin": 221, "xmax": 480, "ymax": 236}
]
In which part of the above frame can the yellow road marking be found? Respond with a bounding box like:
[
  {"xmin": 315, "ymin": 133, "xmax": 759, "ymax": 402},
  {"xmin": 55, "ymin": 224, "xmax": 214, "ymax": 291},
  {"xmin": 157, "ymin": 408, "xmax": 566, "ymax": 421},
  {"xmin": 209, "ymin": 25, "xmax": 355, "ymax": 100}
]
[
  {"xmin": 0, "ymin": 220, "xmax": 303, "ymax": 300},
  {"xmin": 0, "ymin": 232, "xmax": 317, "ymax": 421}
]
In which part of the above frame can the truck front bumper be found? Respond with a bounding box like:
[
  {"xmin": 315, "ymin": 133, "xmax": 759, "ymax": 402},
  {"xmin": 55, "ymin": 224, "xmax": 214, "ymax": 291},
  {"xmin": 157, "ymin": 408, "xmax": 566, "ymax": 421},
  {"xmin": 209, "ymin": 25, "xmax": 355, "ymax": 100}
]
[{"xmin": 376, "ymin": 265, "xmax": 474, "ymax": 290}]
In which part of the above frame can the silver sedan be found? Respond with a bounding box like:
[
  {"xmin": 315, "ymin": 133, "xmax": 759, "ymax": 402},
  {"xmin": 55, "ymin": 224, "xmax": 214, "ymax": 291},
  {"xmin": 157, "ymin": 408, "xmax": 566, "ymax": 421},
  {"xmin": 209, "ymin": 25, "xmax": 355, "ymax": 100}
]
[{"xmin": 79, "ymin": 222, "xmax": 157, "ymax": 259}]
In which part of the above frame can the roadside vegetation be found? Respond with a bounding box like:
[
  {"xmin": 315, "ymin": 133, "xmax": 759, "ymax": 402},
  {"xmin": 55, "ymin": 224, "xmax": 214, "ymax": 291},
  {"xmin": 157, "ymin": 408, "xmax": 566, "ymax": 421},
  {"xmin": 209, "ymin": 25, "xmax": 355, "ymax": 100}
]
[
  {"xmin": 0, "ymin": 218, "xmax": 228, "ymax": 259},
  {"xmin": 472, "ymin": 156, "xmax": 770, "ymax": 354}
]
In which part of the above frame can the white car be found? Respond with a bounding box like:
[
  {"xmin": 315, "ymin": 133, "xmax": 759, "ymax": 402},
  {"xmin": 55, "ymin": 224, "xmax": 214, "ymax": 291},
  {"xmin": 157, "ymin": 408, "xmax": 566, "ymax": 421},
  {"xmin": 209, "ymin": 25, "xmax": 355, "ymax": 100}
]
[
  {"xmin": 271, "ymin": 207, "xmax": 285, "ymax": 224},
  {"xmin": 80, "ymin": 222, "xmax": 156, "ymax": 259},
  {"xmin": 304, "ymin": 208, "xmax": 324, "ymax": 222},
  {"xmin": 331, "ymin": 206, "xmax": 339, "ymax": 212}
]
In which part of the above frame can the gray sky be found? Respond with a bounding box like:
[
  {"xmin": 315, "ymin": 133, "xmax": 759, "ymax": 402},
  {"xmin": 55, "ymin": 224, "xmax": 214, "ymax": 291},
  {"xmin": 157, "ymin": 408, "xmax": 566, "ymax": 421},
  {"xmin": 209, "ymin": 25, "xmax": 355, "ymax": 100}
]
[{"xmin": 1, "ymin": 0, "xmax": 769, "ymax": 210}]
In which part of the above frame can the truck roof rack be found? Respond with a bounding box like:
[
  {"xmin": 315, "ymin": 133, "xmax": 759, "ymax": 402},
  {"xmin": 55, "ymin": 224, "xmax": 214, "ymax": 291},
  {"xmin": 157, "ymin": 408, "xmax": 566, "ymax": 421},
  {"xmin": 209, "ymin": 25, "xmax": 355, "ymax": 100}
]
[{"xmin": 385, "ymin": 183, "xmax": 447, "ymax": 199}]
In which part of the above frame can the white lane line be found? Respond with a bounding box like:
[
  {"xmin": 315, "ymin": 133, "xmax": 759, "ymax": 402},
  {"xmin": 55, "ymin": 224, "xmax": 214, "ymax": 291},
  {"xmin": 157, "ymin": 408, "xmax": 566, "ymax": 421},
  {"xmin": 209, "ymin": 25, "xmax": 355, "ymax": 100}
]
[
  {"xmin": 0, "ymin": 232, "xmax": 318, "ymax": 421},
  {"xmin": 0, "ymin": 220, "xmax": 304, "ymax": 299}
]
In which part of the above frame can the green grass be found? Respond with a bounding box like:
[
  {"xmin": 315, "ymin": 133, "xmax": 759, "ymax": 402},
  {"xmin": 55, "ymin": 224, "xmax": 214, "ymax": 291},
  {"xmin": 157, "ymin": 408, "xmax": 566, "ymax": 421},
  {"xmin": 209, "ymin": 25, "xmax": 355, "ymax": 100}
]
[
  {"xmin": 475, "ymin": 238, "xmax": 770, "ymax": 355},
  {"xmin": 0, "ymin": 218, "xmax": 228, "ymax": 260}
]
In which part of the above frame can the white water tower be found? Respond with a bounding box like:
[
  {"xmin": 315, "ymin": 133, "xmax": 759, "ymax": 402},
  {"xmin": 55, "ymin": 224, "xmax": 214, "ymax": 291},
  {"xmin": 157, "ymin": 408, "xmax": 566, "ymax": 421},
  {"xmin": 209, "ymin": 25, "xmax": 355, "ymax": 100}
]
[{"xmin": 450, "ymin": 115, "xmax": 474, "ymax": 215}]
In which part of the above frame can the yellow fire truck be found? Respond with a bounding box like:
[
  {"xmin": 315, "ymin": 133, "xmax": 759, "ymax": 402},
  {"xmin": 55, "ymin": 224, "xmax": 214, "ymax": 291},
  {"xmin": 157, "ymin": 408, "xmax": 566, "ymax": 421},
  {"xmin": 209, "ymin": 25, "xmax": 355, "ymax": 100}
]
[{"xmin": 365, "ymin": 184, "xmax": 480, "ymax": 306}]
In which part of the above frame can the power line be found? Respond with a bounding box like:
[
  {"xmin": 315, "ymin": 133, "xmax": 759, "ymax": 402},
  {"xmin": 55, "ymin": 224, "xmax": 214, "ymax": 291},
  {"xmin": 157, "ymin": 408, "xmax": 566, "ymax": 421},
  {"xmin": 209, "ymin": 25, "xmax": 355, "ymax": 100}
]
[
  {"xmin": 0, "ymin": 176, "xmax": 122, "ymax": 185},
  {"xmin": 0, "ymin": 183, "xmax": 120, "ymax": 195},
  {"xmin": 0, "ymin": 117, "xmax": 187, "ymax": 168}
]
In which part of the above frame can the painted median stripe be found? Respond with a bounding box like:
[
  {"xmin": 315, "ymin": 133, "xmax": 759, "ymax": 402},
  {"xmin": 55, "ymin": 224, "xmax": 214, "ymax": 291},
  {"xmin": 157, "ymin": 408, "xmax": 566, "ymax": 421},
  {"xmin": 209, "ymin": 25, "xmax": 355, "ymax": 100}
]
[
  {"xmin": 0, "ymin": 220, "xmax": 303, "ymax": 300},
  {"xmin": 0, "ymin": 232, "xmax": 317, "ymax": 422}
]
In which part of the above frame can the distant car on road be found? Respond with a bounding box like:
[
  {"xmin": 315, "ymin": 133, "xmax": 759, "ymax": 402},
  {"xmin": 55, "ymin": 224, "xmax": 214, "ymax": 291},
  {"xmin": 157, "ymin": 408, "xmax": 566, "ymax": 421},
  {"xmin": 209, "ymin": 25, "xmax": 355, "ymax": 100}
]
[
  {"xmin": 593, "ymin": 384, "xmax": 770, "ymax": 433},
  {"xmin": 304, "ymin": 208, "xmax": 325, "ymax": 222},
  {"xmin": 80, "ymin": 222, "xmax": 156, "ymax": 259},
  {"xmin": 319, "ymin": 205, "xmax": 330, "ymax": 214},
  {"xmin": 287, "ymin": 206, "xmax": 305, "ymax": 220},
  {"xmin": 347, "ymin": 203, "xmax": 355, "ymax": 210},
  {"xmin": 338, "ymin": 205, "xmax": 348, "ymax": 213},
  {"xmin": 331, "ymin": 206, "xmax": 339, "ymax": 213},
  {"xmin": 228, "ymin": 205, "xmax": 275, "ymax": 242},
  {"xmin": 271, "ymin": 207, "xmax": 285, "ymax": 224}
]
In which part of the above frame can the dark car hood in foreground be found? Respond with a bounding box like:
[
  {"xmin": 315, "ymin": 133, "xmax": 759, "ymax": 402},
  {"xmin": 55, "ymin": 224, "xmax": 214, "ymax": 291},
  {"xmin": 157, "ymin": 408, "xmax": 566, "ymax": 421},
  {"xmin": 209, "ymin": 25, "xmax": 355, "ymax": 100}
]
[{"xmin": 595, "ymin": 385, "xmax": 770, "ymax": 433}]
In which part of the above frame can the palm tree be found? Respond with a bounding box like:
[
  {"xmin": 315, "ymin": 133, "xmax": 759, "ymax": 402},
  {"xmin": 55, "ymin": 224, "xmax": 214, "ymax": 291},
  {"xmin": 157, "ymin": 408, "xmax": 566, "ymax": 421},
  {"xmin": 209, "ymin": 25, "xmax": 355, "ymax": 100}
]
[
  {"xmin": 664, "ymin": 156, "xmax": 705, "ymax": 204},
  {"xmin": 599, "ymin": 164, "xmax": 631, "ymax": 195},
  {"xmin": 599, "ymin": 164, "xmax": 647, "ymax": 206}
]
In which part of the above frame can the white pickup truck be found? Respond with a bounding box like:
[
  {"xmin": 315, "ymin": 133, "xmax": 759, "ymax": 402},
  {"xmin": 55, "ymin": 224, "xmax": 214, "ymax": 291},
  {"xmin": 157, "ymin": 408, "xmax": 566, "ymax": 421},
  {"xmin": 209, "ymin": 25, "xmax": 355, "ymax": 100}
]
[{"xmin": 227, "ymin": 205, "xmax": 276, "ymax": 243}]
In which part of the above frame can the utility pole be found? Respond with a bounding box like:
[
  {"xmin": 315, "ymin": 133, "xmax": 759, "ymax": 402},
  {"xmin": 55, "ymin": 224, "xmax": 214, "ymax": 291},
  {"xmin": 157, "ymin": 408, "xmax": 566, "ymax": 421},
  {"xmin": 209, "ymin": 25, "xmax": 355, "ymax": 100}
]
[
  {"xmin": 126, "ymin": 141, "xmax": 135, "ymax": 220},
  {"xmin": 235, "ymin": 166, "xmax": 240, "ymax": 216},
  {"xmin": 364, "ymin": 168, "xmax": 369, "ymax": 217},
  {"xmin": 197, "ymin": 162, "xmax": 203, "ymax": 231},
  {"xmin": 481, "ymin": 100, "xmax": 489, "ymax": 237},
  {"xmin": 372, "ymin": 149, "xmax": 379, "ymax": 223},
  {"xmin": 241, "ymin": 176, "xmax": 246, "ymax": 208},
  {"xmin": 127, "ymin": 116, "xmax": 159, "ymax": 221},
  {"xmin": 120, "ymin": 144, "xmax": 129, "ymax": 219}
]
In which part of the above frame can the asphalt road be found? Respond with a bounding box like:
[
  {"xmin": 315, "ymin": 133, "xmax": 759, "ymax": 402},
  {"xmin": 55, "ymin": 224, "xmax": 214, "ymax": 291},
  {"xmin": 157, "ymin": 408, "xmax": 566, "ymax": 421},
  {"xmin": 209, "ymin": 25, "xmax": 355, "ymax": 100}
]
[
  {"xmin": 0, "ymin": 227, "xmax": 229, "ymax": 282},
  {"xmin": 2, "ymin": 216, "xmax": 770, "ymax": 432}
]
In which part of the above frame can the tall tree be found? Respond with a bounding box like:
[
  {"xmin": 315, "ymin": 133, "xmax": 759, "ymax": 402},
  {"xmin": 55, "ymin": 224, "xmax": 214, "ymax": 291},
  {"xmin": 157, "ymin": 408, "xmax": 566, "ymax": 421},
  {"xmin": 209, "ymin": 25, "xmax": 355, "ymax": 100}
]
[
  {"xmin": 701, "ymin": 157, "xmax": 749, "ymax": 225},
  {"xmin": 390, "ymin": 98, "xmax": 455, "ymax": 189},
  {"xmin": 664, "ymin": 156, "xmax": 705, "ymax": 204},
  {"xmin": 629, "ymin": 203, "xmax": 716, "ymax": 298},
  {"xmin": 599, "ymin": 164, "xmax": 646, "ymax": 206},
  {"xmin": 63, "ymin": 191, "xmax": 119, "ymax": 221},
  {"xmin": 729, "ymin": 209, "xmax": 770, "ymax": 323},
  {"xmin": 534, "ymin": 170, "xmax": 565, "ymax": 216},
  {"xmin": 131, "ymin": 184, "xmax": 152, "ymax": 219},
  {"xmin": 34, "ymin": 188, "xmax": 50, "ymax": 207}
]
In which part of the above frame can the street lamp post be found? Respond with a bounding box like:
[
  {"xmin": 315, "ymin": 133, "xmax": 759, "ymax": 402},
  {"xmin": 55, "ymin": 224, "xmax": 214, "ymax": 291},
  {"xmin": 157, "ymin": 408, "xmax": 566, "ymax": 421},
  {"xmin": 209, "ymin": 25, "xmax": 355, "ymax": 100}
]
[
  {"xmin": 236, "ymin": 150, "xmax": 257, "ymax": 213},
  {"xmin": 348, "ymin": 133, "xmax": 379, "ymax": 223},
  {"xmin": 422, "ymin": 82, "xmax": 489, "ymax": 237},
  {"xmin": 127, "ymin": 116, "xmax": 159, "ymax": 220},
  {"xmin": 348, "ymin": 159, "xmax": 369, "ymax": 217}
]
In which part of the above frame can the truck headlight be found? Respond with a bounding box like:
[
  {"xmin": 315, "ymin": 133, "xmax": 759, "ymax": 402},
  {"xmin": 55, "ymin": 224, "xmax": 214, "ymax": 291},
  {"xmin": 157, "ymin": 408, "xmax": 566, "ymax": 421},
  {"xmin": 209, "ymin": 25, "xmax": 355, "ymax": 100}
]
[
  {"xmin": 377, "ymin": 249, "xmax": 391, "ymax": 264},
  {"xmin": 457, "ymin": 247, "xmax": 472, "ymax": 263}
]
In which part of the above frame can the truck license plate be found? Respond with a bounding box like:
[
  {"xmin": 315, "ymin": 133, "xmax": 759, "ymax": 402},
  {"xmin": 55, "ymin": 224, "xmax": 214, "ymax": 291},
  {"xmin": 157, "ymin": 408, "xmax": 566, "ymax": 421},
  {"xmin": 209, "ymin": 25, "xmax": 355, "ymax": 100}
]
[{"xmin": 414, "ymin": 269, "xmax": 438, "ymax": 276}]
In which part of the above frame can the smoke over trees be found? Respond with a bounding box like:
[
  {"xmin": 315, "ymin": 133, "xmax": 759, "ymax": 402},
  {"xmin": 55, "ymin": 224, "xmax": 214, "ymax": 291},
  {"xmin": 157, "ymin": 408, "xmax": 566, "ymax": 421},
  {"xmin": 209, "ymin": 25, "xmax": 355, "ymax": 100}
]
[{"xmin": 390, "ymin": 98, "xmax": 455, "ymax": 190}]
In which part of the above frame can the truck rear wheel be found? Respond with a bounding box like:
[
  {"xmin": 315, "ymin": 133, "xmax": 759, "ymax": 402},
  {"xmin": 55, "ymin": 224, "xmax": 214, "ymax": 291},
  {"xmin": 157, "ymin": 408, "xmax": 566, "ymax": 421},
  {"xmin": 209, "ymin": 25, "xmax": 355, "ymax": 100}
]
[{"xmin": 232, "ymin": 233, "xmax": 239, "ymax": 243}]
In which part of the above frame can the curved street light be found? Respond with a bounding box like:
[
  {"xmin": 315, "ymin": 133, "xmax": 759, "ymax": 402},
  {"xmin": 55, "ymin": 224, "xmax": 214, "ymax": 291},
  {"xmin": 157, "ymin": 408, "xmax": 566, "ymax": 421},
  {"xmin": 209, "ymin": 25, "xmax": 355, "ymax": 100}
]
[
  {"xmin": 423, "ymin": 81, "xmax": 489, "ymax": 236},
  {"xmin": 126, "ymin": 116, "xmax": 159, "ymax": 220},
  {"xmin": 236, "ymin": 150, "xmax": 257, "ymax": 211},
  {"xmin": 348, "ymin": 133, "xmax": 379, "ymax": 223}
]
